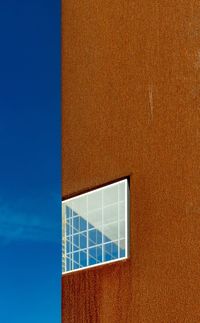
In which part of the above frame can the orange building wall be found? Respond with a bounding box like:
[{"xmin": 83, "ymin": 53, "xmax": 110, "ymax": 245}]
[{"xmin": 62, "ymin": 1, "xmax": 200, "ymax": 322}]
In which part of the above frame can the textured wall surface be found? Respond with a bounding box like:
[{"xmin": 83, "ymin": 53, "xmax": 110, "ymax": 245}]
[{"xmin": 62, "ymin": 1, "xmax": 200, "ymax": 322}]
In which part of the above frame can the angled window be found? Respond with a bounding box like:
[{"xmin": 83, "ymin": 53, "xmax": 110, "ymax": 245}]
[{"xmin": 62, "ymin": 179, "xmax": 129, "ymax": 274}]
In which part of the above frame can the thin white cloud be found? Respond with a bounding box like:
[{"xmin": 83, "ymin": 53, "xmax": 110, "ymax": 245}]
[{"xmin": 0, "ymin": 200, "xmax": 60, "ymax": 244}]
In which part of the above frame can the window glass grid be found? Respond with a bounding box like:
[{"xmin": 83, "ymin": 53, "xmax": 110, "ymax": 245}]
[
  {"xmin": 66, "ymin": 238, "xmax": 125, "ymax": 254},
  {"xmin": 66, "ymin": 201, "xmax": 124, "ymax": 218},
  {"xmin": 62, "ymin": 179, "xmax": 128, "ymax": 273}
]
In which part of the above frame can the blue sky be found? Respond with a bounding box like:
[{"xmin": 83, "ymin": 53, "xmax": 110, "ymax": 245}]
[{"xmin": 0, "ymin": 1, "xmax": 61, "ymax": 322}]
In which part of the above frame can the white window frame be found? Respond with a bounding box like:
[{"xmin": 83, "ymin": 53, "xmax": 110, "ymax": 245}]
[{"xmin": 62, "ymin": 178, "xmax": 129, "ymax": 274}]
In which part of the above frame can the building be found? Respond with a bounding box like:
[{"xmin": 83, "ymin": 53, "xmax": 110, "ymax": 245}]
[{"xmin": 62, "ymin": 1, "xmax": 200, "ymax": 322}]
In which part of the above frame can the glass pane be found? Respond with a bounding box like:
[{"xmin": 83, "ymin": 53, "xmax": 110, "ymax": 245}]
[
  {"xmin": 119, "ymin": 220, "xmax": 125, "ymax": 239},
  {"xmin": 97, "ymin": 246, "xmax": 102, "ymax": 262},
  {"xmin": 119, "ymin": 201, "xmax": 125, "ymax": 220},
  {"xmin": 66, "ymin": 237, "xmax": 72, "ymax": 253},
  {"xmin": 120, "ymin": 239, "xmax": 126, "ymax": 258},
  {"xmin": 66, "ymin": 257, "xmax": 72, "ymax": 271},
  {"xmin": 89, "ymin": 229, "xmax": 97, "ymax": 247},
  {"xmin": 73, "ymin": 216, "xmax": 79, "ymax": 233},
  {"xmin": 80, "ymin": 250, "xmax": 87, "ymax": 267},
  {"xmin": 103, "ymin": 185, "xmax": 118, "ymax": 206},
  {"xmin": 73, "ymin": 251, "xmax": 79, "ymax": 265},
  {"xmin": 73, "ymin": 234, "xmax": 80, "ymax": 249},
  {"xmin": 80, "ymin": 233, "xmax": 87, "ymax": 249},
  {"xmin": 66, "ymin": 206, "xmax": 72, "ymax": 219},
  {"xmin": 89, "ymin": 247, "xmax": 98, "ymax": 265},
  {"xmin": 103, "ymin": 222, "xmax": 118, "ymax": 241},
  {"xmin": 88, "ymin": 209, "xmax": 102, "ymax": 229},
  {"xmin": 111, "ymin": 242, "xmax": 118, "ymax": 259},
  {"xmin": 79, "ymin": 216, "xmax": 87, "ymax": 232},
  {"xmin": 73, "ymin": 262, "xmax": 80, "ymax": 270},
  {"xmin": 119, "ymin": 181, "xmax": 125, "ymax": 201},
  {"xmin": 104, "ymin": 242, "xmax": 112, "ymax": 261},
  {"xmin": 103, "ymin": 204, "xmax": 118, "ymax": 224},
  {"xmin": 62, "ymin": 179, "xmax": 129, "ymax": 273},
  {"xmin": 88, "ymin": 190, "xmax": 102, "ymax": 211}
]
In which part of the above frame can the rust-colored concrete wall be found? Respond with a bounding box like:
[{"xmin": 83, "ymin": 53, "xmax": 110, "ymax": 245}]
[{"xmin": 62, "ymin": 1, "xmax": 200, "ymax": 322}]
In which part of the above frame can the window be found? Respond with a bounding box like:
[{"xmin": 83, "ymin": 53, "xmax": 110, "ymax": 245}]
[{"xmin": 62, "ymin": 179, "xmax": 129, "ymax": 273}]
